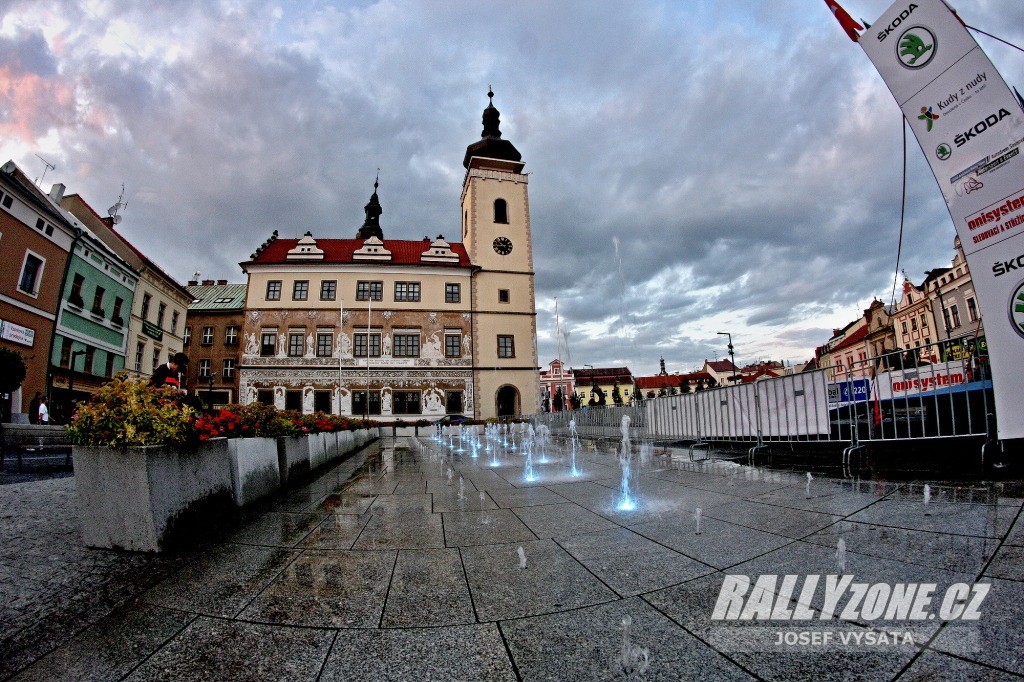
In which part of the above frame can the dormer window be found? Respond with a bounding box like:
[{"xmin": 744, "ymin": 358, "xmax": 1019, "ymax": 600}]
[{"xmin": 494, "ymin": 198, "xmax": 508, "ymax": 224}]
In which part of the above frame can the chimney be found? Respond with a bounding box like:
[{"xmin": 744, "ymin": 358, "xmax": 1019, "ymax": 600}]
[
  {"xmin": 202, "ymin": 279, "xmax": 215, "ymax": 286},
  {"xmin": 216, "ymin": 279, "xmax": 227, "ymax": 285},
  {"xmin": 187, "ymin": 280, "xmax": 199, "ymax": 286},
  {"xmin": 49, "ymin": 183, "xmax": 65, "ymax": 203}
]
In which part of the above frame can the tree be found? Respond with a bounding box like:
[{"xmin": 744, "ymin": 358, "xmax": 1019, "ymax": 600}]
[
  {"xmin": 668, "ymin": 386, "xmax": 678, "ymax": 396},
  {"xmin": 647, "ymin": 390, "xmax": 656, "ymax": 399},
  {"xmin": 611, "ymin": 382, "xmax": 623, "ymax": 405},
  {"xmin": 0, "ymin": 348, "xmax": 27, "ymax": 395}
]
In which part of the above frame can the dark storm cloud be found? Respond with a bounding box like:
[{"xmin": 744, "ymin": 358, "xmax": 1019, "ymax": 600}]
[{"xmin": 1, "ymin": 0, "xmax": 1021, "ymax": 375}]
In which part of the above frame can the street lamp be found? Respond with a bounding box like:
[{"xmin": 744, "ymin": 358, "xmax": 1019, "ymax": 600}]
[
  {"xmin": 717, "ymin": 332, "xmax": 739, "ymax": 383},
  {"xmin": 206, "ymin": 370, "xmax": 218, "ymax": 411}
]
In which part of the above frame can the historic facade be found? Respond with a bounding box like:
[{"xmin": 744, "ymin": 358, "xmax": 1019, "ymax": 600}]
[
  {"xmin": 236, "ymin": 93, "xmax": 539, "ymax": 419},
  {"xmin": 184, "ymin": 280, "xmax": 246, "ymax": 406}
]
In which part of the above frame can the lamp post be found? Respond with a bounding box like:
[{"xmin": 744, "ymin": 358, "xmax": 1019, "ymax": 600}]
[
  {"xmin": 67, "ymin": 349, "xmax": 87, "ymax": 422},
  {"xmin": 206, "ymin": 370, "xmax": 218, "ymax": 411},
  {"xmin": 717, "ymin": 332, "xmax": 738, "ymax": 383}
]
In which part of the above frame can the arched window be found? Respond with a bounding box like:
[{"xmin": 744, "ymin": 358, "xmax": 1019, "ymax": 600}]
[{"xmin": 493, "ymin": 198, "xmax": 508, "ymax": 224}]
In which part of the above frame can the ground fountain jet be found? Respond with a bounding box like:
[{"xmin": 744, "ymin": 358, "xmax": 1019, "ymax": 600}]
[
  {"xmin": 617, "ymin": 415, "xmax": 636, "ymax": 511},
  {"xmin": 615, "ymin": 615, "xmax": 649, "ymax": 680},
  {"xmin": 523, "ymin": 425, "xmax": 537, "ymax": 482},
  {"xmin": 836, "ymin": 538, "xmax": 847, "ymax": 573}
]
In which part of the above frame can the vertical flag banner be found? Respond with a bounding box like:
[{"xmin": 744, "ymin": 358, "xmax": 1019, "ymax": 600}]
[{"xmin": 858, "ymin": 0, "xmax": 1024, "ymax": 440}]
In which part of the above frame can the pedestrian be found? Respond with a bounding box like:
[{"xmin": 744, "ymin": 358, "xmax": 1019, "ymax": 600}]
[
  {"xmin": 28, "ymin": 391, "xmax": 42, "ymax": 424},
  {"xmin": 37, "ymin": 396, "xmax": 49, "ymax": 424},
  {"xmin": 150, "ymin": 352, "xmax": 189, "ymax": 391}
]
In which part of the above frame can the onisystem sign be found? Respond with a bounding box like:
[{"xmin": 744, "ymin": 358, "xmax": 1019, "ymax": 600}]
[{"xmin": 859, "ymin": 0, "xmax": 1024, "ymax": 439}]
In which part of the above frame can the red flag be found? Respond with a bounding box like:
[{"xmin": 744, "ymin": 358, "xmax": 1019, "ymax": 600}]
[{"xmin": 825, "ymin": 0, "xmax": 864, "ymax": 42}]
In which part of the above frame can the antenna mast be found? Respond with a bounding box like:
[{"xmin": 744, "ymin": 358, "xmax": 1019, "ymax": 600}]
[{"xmin": 33, "ymin": 154, "xmax": 55, "ymax": 186}]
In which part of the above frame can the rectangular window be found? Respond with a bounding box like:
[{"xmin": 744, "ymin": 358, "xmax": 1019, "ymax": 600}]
[
  {"xmin": 354, "ymin": 332, "xmax": 382, "ymax": 357},
  {"xmin": 183, "ymin": 327, "xmax": 192, "ymax": 345},
  {"xmin": 1, "ymin": 192, "xmax": 11, "ymax": 208},
  {"xmin": 288, "ymin": 332, "xmax": 304, "ymax": 357},
  {"xmin": 498, "ymin": 335, "xmax": 515, "ymax": 358},
  {"xmin": 171, "ymin": 311, "xmax": 179, "ymax": 334},
  {"xmin": 356, "ymin": 281, "xmax": 383, "ymax": 301},
  {"xmin": 261, "ymin": 330, "xmax": 277, "ymax": 356},
  {"xmin": 152, "ymin": 347, "xmax": 160, "ymax": 372},
  {"xmin": 112, "ymin": 297, "xmax": 125, "ymax": 326},
  {"xmin": 445, "ymin": 332, "xmax": 461, "ymax": 358},
  {"xmin": 393, "ymin": 333, "xmax": 420, "ymax": 358},
  {"xmin": 445, "ymin": 283, "xmax": 461, "ymax": 303},
  {"xmin": 19, "ymin": 253, "xmax": 44, "ymax": 295},
  {"xmin": 69, "ymin": 273, "xmax": 85, "ymax": 307},
  {"xmin": 498, "ymin": 289, "xmax": 510, "ymax": 303},
  {"xmin": 257, "ymin": 390, "xmax": 274, "ymax": 406},
  {"xmin": 104, "ymin": 353, "xmax": 116, "ymax": 378},
  {"xmin": 84, "ymin": 347, "xmax": 95, "ymax": 374},
  {"xmin": 901, "ymin": 321, "xmax": 908, "ymax": 334},
  {"xmin": 140, "ymin": 293, "xmax": 151, "ymax": 321},
  {"xmin": 950, "ymin": 305, "xmax": 961, "ymax": 328},
  {"xmin": 225, "ymin": 326, "xmax": 238, "ymax": 345},
  {"xmin": 285, "ymin": 390, "xmax": 302, "ymax": 411},
  {"xmin": 60, "ymin": 338, "xmax": 72, "ymax": 368},
  {"xmin": 222, "ymin": 358, "xmax": 236, "ymax": 379},
  {"xmin": 446, "ymin": 391, "xmax": 464, "ymax": 415},
  {"xmin": 352, "ymin": 390, "xmax": 382, "ymax": 415},
  {"xmin": 292, "ymin": 280, "xmax": 308, "ymax": 301},
  {"xmin": 199, "ymin": 359, "xmax": 212, "ymax": 378},
  {"xmin": 91, "ymin": 286, "xmax": 106, "ymax": 316},
  {"xmin": 135, "ymin": 341, "xmax": 144, "ymax": 372},
  {"xmin": 157, "ymin": 302, "xmax": 166, "ymax": 328},
  {"xmin": 967, "ymin": 297, "xmax": 978, "ymax": 322},
  {"xmin": 316, "ymin": 332, "xmax": 333, "ymax": 357},
  {"xmin": 320, "ymin": 280, "xmax": 337, "ymax": 301},
  {"xmin": 201, "ymin": 326, "xmax": 214, "ymax": 345},
  {"xmin": 393, "ymin": 391, "xmax": 421, "ymax": 415},
  {"xmin": 314, "ymin": 390, "xmax": 332, "ymax": 413},
  {"xmin": 266, "ymin": 280, "xmax": 282, "ymax": 301},
  {"xmin": 911, "ymin": 318, "xmax": 918, "ymax": 332},
  {"xmin": 394, "ymin": 282, "xmax": 421, "ymax": 302},
  {"xmin": 920, "ymin": 314, "xmax": 928, "ymax": 328}
]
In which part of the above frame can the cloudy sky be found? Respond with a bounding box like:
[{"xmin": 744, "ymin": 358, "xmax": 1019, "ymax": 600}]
[{"xmin": 2, "ymin": 0, "xmax": 1022, "ymax": 376}]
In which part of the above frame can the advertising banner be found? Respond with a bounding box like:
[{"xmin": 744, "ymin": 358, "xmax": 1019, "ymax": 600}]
[
  {"xmin": 827, "ymin": 378, "xmax": 871, "ymax": 405},
  {"xmin": 859, "ymin": 0, "xmax": 1024, "ymax": 439},
  {"xmin": 875, "ymin": 359, "xmax": 971, "ymax": 401}
]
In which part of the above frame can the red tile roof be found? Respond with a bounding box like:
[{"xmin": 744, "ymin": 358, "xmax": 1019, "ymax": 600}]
[
  {"xmin": 705, "ymin": 359, "xmax": 738, "ymax": 373},
  {"xmin": 635, "ymin": 372, "xmax": 710, "ymax": 389},
  {"xmin": 247, "ymin": 237, "xmax": 474, "ymax": 268},
  {"xmin": 828, "ymin": 324, "xmax": 870, "ymax": 353}
]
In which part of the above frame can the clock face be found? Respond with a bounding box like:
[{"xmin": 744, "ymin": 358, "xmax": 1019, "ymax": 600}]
[{"xmin": 493, "ymin": 237, "xmax": 513, "ymax": 255}]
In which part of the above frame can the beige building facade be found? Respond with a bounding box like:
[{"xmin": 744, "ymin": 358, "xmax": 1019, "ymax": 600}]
[{"xmin": 236, "ymin": 93, "xmax": 538, "ymax": 419}]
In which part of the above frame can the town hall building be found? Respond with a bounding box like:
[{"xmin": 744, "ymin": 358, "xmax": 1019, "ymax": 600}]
[{"xmin": 236, "ymin": 92, "xmax": 539, "ymax": 420}]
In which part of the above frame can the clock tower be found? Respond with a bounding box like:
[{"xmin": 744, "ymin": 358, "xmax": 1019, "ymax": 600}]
[{"xmin": 462, "ymin": 90, "xmax": 539, "ymax": 417}]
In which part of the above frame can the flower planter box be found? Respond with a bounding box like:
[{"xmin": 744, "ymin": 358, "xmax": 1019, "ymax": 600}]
[
  {"xmin": 227, "ymin": 437, "xmax": 281, "ymax": 507},
  {"xmin": 74, "ymin": 439, "xmax": 233, "ymax": 552},
  {"xmin": 277, "ymin": 436, "xmax": 310, "ymax": 486},
  {"xmin": 308, "ymin": 432, "xmax": 328, "ymax": 471},
  {"xmin": 337, "ymin": 430, "xmax": 355, "ymax": 456},
  {"xmin": 325, "ymin": 431, "xmax": 340, "ymax": 463}
]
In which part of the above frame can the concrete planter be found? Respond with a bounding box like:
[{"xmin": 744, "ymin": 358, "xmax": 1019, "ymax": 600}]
[
  {"xmin": 309, "ymin": 432, "xmax": 327, "ymax": 471},
  {"xmin": 338, "ymin": 430, "xmax": 355, "ymax": 456},
  {"xmin": 74, "ymin": 439, "xmax": 233, "ymax": 553},
  {"xmin": 326, "ymin": 431, "xmax": 340, "ymax": 462},
  {"xmin": 227, "ymin": 437, "xmax": 281, "ymax": 507},
  {"xmin": 277, "ymin": 436, "xmax": 310, "ymax": 486}
]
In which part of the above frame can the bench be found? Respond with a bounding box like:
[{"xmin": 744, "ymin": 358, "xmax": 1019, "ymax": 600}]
[{"xmin": 0, "ymin": 424, "xmax": 73, "ymax": 471}]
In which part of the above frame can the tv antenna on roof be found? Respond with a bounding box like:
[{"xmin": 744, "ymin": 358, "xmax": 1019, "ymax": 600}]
[
  {"xmin": 33, "ymin": 154, "xmax": 55, "ymax": 186},
  {"xmin": 107, "ymin": 184, "xmax": 128, "ymax": 225}
]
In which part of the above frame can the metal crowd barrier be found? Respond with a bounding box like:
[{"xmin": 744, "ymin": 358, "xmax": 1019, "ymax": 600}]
[{"xmin": 531, "ymin": 333, "xmax": 994, "ymax": 462}]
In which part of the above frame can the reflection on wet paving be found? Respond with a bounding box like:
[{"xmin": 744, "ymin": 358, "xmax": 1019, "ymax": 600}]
[{"xmin": 8, "ymin": 435, "xmax": 1024, "ymax": 680}]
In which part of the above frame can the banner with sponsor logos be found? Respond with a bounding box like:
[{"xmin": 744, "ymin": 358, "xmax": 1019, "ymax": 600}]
[{"xmin": 859, "ymin": 0, "xmax": 1024, "ymax": 440}]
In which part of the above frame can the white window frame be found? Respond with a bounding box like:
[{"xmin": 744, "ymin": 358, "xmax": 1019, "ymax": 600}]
[{"xmin": 17, "ymin": 250, "xmax": 46, "ymax": 298}]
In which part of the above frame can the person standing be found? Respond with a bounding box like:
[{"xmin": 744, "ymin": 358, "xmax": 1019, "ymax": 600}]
[
  {"xmin": 37, "ymin": 396, "xmax": 49, "ymax": 424},
  {"xmin": 150, "ymin": 352, "xmax": 189, "ymax": 391}
]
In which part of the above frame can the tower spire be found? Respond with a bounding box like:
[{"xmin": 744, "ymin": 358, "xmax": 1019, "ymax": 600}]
[
  {"xmin": 463, "ymin": 88, "xmax": 522, "ymax": 169},
  {"xmin": 356, "ymin": 170, "xmax": 384, "ymax": 240}
]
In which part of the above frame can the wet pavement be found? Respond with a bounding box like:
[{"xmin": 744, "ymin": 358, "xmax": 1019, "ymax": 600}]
[{"xmin": 2, "ymin": 436, "xmax": 1024, "ymax": 681}]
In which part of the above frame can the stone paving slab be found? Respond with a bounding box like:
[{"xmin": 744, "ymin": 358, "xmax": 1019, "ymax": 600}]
[{"xmin": 4, "ymin": 435, "xmax": 1024, "ymax": 681}]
